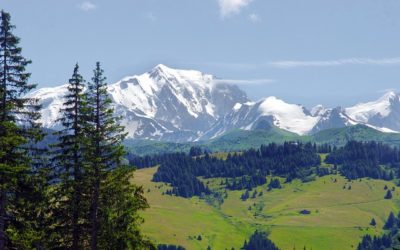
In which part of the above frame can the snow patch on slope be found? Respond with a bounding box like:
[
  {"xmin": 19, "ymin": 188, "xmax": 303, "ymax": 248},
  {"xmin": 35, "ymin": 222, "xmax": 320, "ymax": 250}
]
[
  {"xmin": 257, "ymin": 97, "xmax": 319, "ymax": 135},
  {"xmin": 346, "ymin": 91, "xmax": 399, "ymax": 123}
]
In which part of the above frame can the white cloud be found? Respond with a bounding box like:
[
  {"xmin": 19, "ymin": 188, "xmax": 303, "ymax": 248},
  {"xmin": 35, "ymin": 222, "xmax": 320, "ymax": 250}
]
[
  {"xmin": 213, "ymin": 78, "xmax": 274, "ymax": 85},
  {"xmin": 218, "ymin": 0, "xmax": 253, "ymax": 17},
  {"xmin": 78, "ymin": 1, "xmax": 97, "ymax": 11},
  {"xmin": 249, "ymin": 13, "xmax": 261, "ymax": 23},
  {"xmin": 269, "ymin": 57, "xmax": 400, "ymax": 68},
  {"xmin": 145, "ymin": 12, "xmax": 157, "ymax": 22},
  {"xmin": 200, "ymin": 57, "xmax": 400, "ymax": 71}
]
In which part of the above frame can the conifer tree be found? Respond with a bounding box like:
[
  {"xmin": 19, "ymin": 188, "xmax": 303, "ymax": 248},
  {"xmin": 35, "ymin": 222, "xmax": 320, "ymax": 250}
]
[
  {"xmin": 50, "ymin": 64, "xmax": 89, "ymax": 249},
  {"xmin": 86, "ymin": 62, "xmax": 153, "ymax": 249},
  {"xmin": 85, "ymin": 62, "xmax": 125, "ymax": 249},
  {"xmin": 0, "ymin": 10, "xmax": 44, "ymax": 249}
]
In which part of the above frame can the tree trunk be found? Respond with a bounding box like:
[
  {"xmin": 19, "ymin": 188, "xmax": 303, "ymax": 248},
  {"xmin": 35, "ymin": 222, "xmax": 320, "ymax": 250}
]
[
  {"xmin": 0, "ymin": 190, "xmax": 6, "ymax": 250},
  {"xmin": 90, "ymin": 80, "xmax": 101, "ymax": 250},
  {"xmin": 0, "ymin": 15, "xmax": 8, "ymax": 250},
  {"xmin": 90, "ymin": 174, "xmax": 99, "ymax": 250},
  {"xmin": 72, "ymin": 84, "xmax": 80, "ymax": 250},
  {"xmin": 72, "ymin": 171, "xmax": 80, "ymax": 250}
]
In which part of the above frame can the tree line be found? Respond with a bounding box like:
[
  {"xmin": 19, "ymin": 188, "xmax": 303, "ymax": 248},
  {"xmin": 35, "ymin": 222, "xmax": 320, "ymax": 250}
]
[
  {"xmin": 0, "ymin": 10, "xmax": 152, "ymax": 249},
  {"xmin": 152, "ymin": 142, "xmax": 321, "ymax": 198},
  {"xmin": 326, "ymin": 141, "xmax": 400, "ymax": 180}
]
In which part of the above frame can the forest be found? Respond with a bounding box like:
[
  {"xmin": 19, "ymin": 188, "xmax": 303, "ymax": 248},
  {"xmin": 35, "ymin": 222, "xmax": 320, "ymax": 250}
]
[
  {"xmin": 0, "ymin": 10, "xmax": 152, "ymax": 249},
  {"xmin": 152, "ymin": 142, "xmax": 321, "ymax": 197},
  {"xmin": 326, "ymin": 141, "xmax": 400, "ymax": 180}
]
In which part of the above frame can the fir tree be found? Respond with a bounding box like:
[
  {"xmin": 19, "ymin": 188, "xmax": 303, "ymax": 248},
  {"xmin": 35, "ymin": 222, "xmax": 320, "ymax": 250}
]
[
  {"xmin": 86, "ymin": 62, "xmax": 153, "ymax": 249},
  {"xmin": 385, "ymin": 190, "xmax": 393, "ymax": 199},
  {"xmin": 85, "ymin": 62, "xmax": 124, "ymax": 249},
  {"xmin": 370, "ymin": 218, "xmax": 376, "ymax": 226},
  {"xmin": 384, "ymin": 212, "xmax": 396, "ymax": 230},
  {"xmin": 97, "ymin": 167, "xmax": 155, "ymax": 249},
  {"xmin": 50, "ymin": 64, "xmax": 89, "ymax": 249},
  {"xmin": 0, "ymin": 10, "xmax": 44, "ymax": 249}
]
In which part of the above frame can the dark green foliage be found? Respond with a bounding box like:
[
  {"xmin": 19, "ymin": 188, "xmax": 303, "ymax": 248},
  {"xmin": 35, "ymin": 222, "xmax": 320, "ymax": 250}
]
[
  {"xmin": 48, "ymin": 62, "xmax": 154, "ymax": 249},
  {"xmin": 49, "ymin": 64, "xmax": 89, "ymax": 249},
  {"xmin": 157, "ymin": 244, "xmax": 186, "ymax": 250},
  {"xmin": 0, "ymin": 10, "xmax": 45, "ymax": 249},
  {"xmin": 189, "ymin": 146, "xmax": 203, "ymax": 157},
  {"xmin": 370, "ymin": 218, "xmax": 376, "ymax": 226},
  {"xmin": 197, "ymin": 235, "xmax": 202, "ymax": 241},
  {"xmin": 152, "ymin": 155, "xmax": 211, "ymax": 198},
  {"xmin": 385, "ymin": 190, "xmax": 393, "ymax": 199},
  {"xmin": 241, "ymin": 231, "xmax": 280, "ymax": 250},
  {"xmin": 316, "ymin": 166, "xmax": 330, "ymax": 177},
  {"xmin": 226, "ymin": 175, "xmax": 267, "ymax": 191},
  {"xmin": 241, "ymin": 190, "xmax": 250, "ymax": 201},
  {"xmin": 268, "ymin": 179, "xmax": 282, "ymax": 191},
  {"xmin": 299, "ymin": 210, "xmax": 311, "ymax": 215},
  {"xmin": 85, "ymin": 62, "xmax": 151, "ymax": 249},
  {"xmin": 326, "ymin": 141, "xmax": 400, "ymax": 180},
  {"xmin": 357, "ymin": 234, "xmax": 392, "ymax": 250},
  {"xmin": 384, "ymin": 212, "xmax": 397, "ymax": 230},
  {"xmin": 153, "ymin": 142, "xmax": 320, "ymax": 198},
  {"xmin": 97, "ymin": 167, "xmax": 154, "ymax": 249}
]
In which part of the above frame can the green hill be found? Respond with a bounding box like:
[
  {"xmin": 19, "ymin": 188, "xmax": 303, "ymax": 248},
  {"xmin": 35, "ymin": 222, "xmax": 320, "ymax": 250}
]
[
  {"xmin": 204, "ymin": 128, "xmax": 305, "ymax": 152},
  {"xmin": 125, "ymin": 125, "xmax": 400, "ymax": 156},
  {"xmin": 134, "ymin": 167, "xmax": 400, "ymax": 250},
  {"xmin": 312, "ymin": 124, "xmax": 400, "ymax": 147},
  {"xmin": 124, "ymin": 127, "xmax": 304, "ymax": 155}
]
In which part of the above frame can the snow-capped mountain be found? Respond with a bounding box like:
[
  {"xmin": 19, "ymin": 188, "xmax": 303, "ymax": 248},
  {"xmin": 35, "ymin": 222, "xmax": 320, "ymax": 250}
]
[
  {"xmin": 201, "ymin": 97, "xmax": 320, "ymax": 140},
  {"xmin": 345, "ymin": 91, "xmax": 400, "ymax": 132},
  {"xmin": 309, "ymin": 107, "xmax": 357, "ymax": 134},
  {"xmin": 27, "ymin": 64, "xmax": 248, "ymax": 141},
  {"xmin": 27, "ymin": 64, "xmax": 400, "ymax": 141},
  {"xmin": 201, "ymin": 92, "xmax": 400, "ymax": 140}
]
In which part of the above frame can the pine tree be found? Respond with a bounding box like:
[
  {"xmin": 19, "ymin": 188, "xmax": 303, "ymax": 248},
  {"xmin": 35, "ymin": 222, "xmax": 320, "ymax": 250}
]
[
  {"xmin": 50, "ymin": 64, "xmax": 89, "ymax": 249},
  {"xmin": 384, "ymin": 212, "xmax": 396, "ymax": 230},
  {"xmin": 85, "ymin": 62, "xmax": 124, "ymax": 249},
  {"xmin": 0, "ymin": 10, "xmax": 44, "ymax": 249},
  {"xmin": 85, "ymin": 62, "xmax": 153, "ymax": 249},
  {"xmin": 97, "ymin": 167, "xmax": 155, "ymax": 249},
  {"xmin": 385, "ymin": 190, "xmax": 393, "ymax": 199}
]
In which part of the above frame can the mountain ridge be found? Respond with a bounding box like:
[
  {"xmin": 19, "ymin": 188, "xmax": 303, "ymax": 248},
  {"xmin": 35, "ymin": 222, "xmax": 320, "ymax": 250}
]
[{"xmin": 27, "ymin": 64, "xmax": 400, "ymax": 142}]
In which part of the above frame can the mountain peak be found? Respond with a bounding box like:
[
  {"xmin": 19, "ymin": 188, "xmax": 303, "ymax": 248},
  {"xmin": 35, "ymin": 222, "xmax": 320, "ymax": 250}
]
[
  {"xmin": 310, "ymin": 104, "xmax": 327, "ymax": 116},
  {"xmin": 150, "ymin": 64, "xmax": 176, "ymax": 77},
  {"xmin": 379, "ymin": 90, "xmax": 398, "ymax": 102},
  {"xmin": 153, "ymin": 63, "xmax": 173, "ymax": 72}
]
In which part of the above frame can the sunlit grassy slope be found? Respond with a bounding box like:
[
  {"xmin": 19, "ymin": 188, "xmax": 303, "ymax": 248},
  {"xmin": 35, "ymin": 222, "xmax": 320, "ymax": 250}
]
[{"xmin": 134, "ymin": 167, "xmax": 400, "ymax": 250}]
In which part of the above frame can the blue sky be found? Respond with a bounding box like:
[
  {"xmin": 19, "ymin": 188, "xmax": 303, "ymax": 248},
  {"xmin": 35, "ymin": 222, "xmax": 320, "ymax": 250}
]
[{"xmin": 2, "ymin": 0, "xmax": 400, "ymax": 108}]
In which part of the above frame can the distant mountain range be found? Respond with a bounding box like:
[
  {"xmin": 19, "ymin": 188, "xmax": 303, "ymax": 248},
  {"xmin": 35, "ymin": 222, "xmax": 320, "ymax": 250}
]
[
  {"xmin": 125, "ymin": 125, "xmax": 400, "ymax": 156},
  {"xmin": 27, "ymin": 64, "xmax": 400, "ymax": 142}
]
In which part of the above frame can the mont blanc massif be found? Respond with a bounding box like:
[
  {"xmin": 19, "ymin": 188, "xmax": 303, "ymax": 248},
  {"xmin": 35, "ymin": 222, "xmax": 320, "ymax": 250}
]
[{"xmin": 29, "ymin": 64, "xmax": 400, "ymax": 142}]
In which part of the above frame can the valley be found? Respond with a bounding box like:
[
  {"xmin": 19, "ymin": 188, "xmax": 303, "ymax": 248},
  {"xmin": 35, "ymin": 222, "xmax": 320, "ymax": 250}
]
[{"xmin": 134, "ymin": 166, "xmax": 399, "ymax": 249}]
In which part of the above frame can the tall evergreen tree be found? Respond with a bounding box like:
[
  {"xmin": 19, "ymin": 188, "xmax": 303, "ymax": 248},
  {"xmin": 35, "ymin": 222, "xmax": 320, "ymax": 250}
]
[
  {"xmin": 86, "ymin": 62, "xmax": 153, "ymax": 249},
  {"xmin": 0, "ymin": 10, "xmax": 44, "ymax": 249},
  {"xmin": 86, "ymin": 62, "xmax": 125, "ymax": 249},
  {"xmin": 50, "ymin": 64, "xmax": 89, "ymax": 249}
]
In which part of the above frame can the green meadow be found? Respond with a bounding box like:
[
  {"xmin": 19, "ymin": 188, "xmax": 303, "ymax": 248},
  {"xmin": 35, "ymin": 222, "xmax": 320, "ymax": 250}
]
[{"xmin": 134, "ymin": 167, "xmax": 400, "ymax": 250}]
